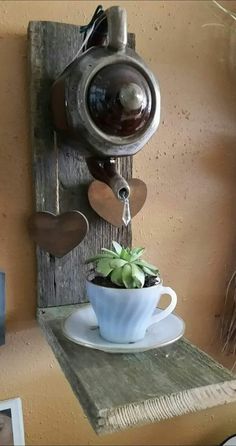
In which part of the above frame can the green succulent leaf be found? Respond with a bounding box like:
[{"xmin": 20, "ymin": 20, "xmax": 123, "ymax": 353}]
[
  {"xmin": 131, "ymin": 263, "xmax": 145, "ymax": 288},
  {"xmin": 110, "ymin": 259, "xmax": 127, "ymax": 268},
  {"xmin": 120, "ymin": 248, "xmax": 132, "ymax": 261},
  {"xmin": 85, "ymin": 254, "xmax": 114, "ymax": 264},
  {"xmin": 130, "ymin": 248, "xmax": 145, "ymax": 262},
  {"xmin": 110, "ymin": 267, "xmax": 123, "ymax": 287},
  {"xmin": 96, "ymin": 259, "xmax": 113, "ymax": 277},
  {"xmin": 101, "ymin": 248, "xmax": 119, "ymax": 258},
  {"xmin": 131, "ymin": 247, "xmax": 145, "ymax": 254},
  {"xmin": 122, "ymin": 264, "xmax": 133, "ymax": 288},
  {"xmin": 142, "ymin": 266, "xmax": 158, "ymax": 276},
  {"xmin": 112, "ymin": 241, "xmax": 123, "ymax": 255},
  {"xmin": 135, "ymin": 259, "xmax": 158, "ymax": 272}
]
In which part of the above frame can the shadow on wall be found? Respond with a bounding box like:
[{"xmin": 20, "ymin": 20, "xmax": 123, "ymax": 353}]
[{"xmin": 201, "ymin": 132, "xmax": 236, "ymax": 275}]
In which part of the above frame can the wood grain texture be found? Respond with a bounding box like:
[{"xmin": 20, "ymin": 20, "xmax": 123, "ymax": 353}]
[
  {"xmin": 28, "ymin": 21, "xmax": 134, "ymax": 307},
  {"xmin": 38, "ymin": 305, "xmax": 236, "ymax": 434}
]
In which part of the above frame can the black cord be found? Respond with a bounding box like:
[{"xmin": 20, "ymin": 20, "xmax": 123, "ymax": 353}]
[
  {"xmin": 80, "ymin": 5, "xmax": 104, "ymax": 40},
  {"xmin": 58, "ymin": 5, "xmax": 105, "ymax": 75}
]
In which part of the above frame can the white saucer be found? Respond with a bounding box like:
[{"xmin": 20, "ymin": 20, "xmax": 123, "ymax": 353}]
[{"xmin": 63, "ymin": 304, "xmax": 185, "ymax": 353}]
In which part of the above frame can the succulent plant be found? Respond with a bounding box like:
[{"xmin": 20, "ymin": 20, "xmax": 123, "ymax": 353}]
[{"xmin": 85, "ymin": 241, "xmax": 160, "ymax": 289}]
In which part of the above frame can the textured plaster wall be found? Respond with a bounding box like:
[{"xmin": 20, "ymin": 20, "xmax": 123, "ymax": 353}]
[{"xmin": 0, "ymin": 1, "xmax": 236, "ymax": 445}]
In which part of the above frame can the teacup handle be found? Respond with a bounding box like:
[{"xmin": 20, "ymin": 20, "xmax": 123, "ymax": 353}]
[{"xmin": 150, "ymin": 286, "xmax": 177, "ymax": 326}]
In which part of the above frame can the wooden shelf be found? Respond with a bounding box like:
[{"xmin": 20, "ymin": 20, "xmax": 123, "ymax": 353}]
[{"xmin": 38, "ymin": 304, "xmax": 236, "ymax": 435}]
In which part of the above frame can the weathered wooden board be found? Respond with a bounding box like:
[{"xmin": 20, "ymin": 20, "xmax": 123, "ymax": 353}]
[
  {"xmin": 38, "ymin": 305, "xmax": 236, "ymax": 434},
  {"xmin": 28, "ymin": 21, "xmax": 134, "ymax": 308}
]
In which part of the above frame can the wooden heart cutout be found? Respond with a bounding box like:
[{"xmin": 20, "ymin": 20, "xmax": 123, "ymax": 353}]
[
  {"xmin": 88, "ymin": 179, "xmax": 147, "ymax": 227},
  {"xmin": 28, "ymin": 211, "xmax": 89, "ymax": 258}
]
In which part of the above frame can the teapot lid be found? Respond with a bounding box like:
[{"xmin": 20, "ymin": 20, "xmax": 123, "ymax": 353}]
[{"xmin": 87, "ymin": 62, "xmax": 152, "ymax": 138}]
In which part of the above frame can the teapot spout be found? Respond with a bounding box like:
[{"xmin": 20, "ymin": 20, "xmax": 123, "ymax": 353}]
[{"xmin": 86, "ymin": 158, "xmax": 130, "ymax": 201}]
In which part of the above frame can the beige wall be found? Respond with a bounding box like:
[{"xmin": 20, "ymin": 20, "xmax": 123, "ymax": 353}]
[{"xmin": 0, "ymin": 1, "xmax": 236, "ymax": 444}]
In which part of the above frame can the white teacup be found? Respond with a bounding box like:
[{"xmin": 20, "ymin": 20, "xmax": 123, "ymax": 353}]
[{"xmin": 86, "ymin": 279, "xmax": 177, "ymax": 344}]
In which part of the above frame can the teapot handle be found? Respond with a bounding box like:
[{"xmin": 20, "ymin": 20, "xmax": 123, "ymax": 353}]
[{"xmin": 105, "ymin": 6, "xmax": 127, "ymax": 51}]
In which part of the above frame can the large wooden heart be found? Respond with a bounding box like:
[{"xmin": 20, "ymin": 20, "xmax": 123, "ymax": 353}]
[
  {"xmin": 28, "ymin": 211, "xmax": 89, "ymax": 258},
  {"xmin": 88, "ymin": 179, "xmax": 147, "ymax": 227}
]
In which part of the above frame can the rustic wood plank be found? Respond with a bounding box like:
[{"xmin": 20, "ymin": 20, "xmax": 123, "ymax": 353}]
[
  {"xmin": 28, "ymin": 21, "xmax": 134, "ymax": 308},
  {"xmin": 38, "ymin": 305, "xmax": 236, "ymax": 434}
]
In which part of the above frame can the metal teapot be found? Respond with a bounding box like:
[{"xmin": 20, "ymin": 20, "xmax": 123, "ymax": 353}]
[{"xmin": 51, "ymin": 5, "xmax": 161, "ymax": 199}]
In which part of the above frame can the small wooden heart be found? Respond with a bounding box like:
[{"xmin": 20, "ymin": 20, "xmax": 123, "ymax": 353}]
[
  {"xmin": 28, "ymin": 211, "xmax": 89, "ymax": 258},
  {"xmin": 88, "ymin": 179, "xmax": 147, "ymax": 227}
]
